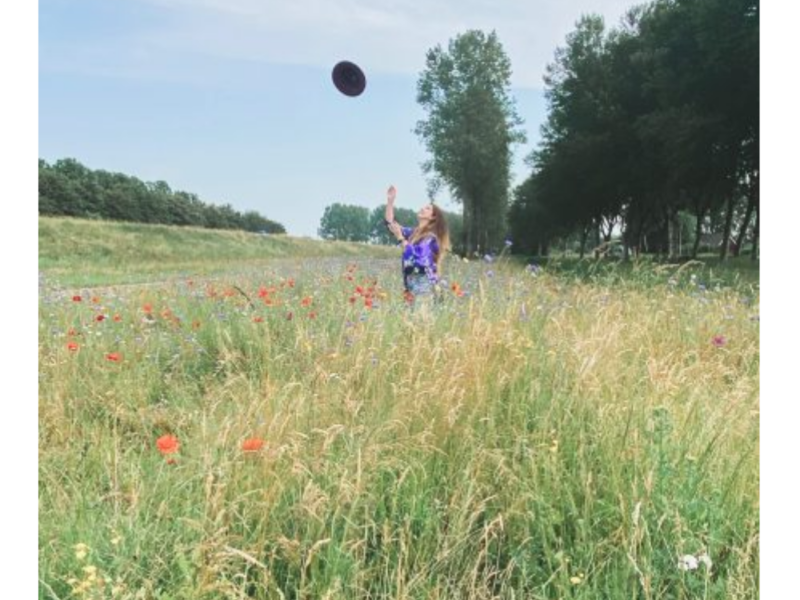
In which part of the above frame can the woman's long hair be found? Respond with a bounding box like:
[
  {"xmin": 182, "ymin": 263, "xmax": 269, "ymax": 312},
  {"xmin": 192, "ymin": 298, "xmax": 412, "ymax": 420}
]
[{"xmin": 410, "ymin": 204, "xmax": 450, "ymax": 272}]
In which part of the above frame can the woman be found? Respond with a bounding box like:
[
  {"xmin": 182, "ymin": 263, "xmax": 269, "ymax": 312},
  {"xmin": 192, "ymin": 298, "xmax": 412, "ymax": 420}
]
[{"xmin": 384, "ymin": 185, "xmax": 450, "ymax": 301}]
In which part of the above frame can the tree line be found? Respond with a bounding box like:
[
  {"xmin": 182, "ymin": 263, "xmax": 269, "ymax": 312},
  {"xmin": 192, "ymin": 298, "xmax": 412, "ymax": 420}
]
[
  {"xmin": 318, "ymin": 203, "xmax": 464, "ymax": 251},
  {"xmin": 406, "ymin": 0, "xmax": 758, "ymax": 259},
  {"xmin": 39, "ymin": 158, "xmax": 286, "ymax": 234},
  {"xmin": 510, "ymin": 0, "xmax": 758, "ymax": 260}
]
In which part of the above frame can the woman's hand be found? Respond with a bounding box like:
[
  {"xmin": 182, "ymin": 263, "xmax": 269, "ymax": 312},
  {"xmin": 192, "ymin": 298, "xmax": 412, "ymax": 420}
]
[
  {"xmin": 387, "ymin": 185, "xmax": 397, "ymax": 204},
  {"xmin": 387, "ymin": 221, "xmax": 404, "ymax": 241}
]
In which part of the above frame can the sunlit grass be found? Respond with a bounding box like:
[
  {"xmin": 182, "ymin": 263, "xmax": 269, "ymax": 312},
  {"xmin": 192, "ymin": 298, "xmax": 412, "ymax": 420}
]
[
  {"xmin": 39, "ymin": 217, "xmax": 396, "ymax": 286},
  {"xmin": 39, "ymin": 242, "xmax": 758, "ymax": 599}
]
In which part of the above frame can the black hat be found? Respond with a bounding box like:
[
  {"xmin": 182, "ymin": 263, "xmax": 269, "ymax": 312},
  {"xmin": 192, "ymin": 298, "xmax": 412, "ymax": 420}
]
[{"xmin": 332, "ymin": 61, "xmax": 366, "ymax": 97}]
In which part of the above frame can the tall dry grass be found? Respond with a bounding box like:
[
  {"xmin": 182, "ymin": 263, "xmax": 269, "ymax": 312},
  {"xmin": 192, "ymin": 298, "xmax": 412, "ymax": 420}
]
[{"xmin": 39, "ymin": 255, "xmax": 759, "ymax": 599}]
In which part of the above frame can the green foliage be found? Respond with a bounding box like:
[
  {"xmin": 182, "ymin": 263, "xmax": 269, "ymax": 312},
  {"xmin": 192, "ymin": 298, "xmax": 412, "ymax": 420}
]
[
  {"xmin": 318, "ymin": 203, "xmax": 371, "ymax": 242},
  {"xmin": 38, "ymin": 158, "xmax": 286, "ymax": 234},
  {"xmin": 368, "ymin": 205, "xmax": 418, "ymax": 245},
  {"xmin": 442, "ymin": 209, "xmax": 464, "ymax": 255},
  {"xmin": 416, "ymin": 30, "xmax": 526, "ymax": 254},
  {"xmin": 510, "ymin": 0, "xmax": 758, "ymax": 261},
  {"xmin": 509, "ymin": 176, "xmax": 556, "ymax": 256}
]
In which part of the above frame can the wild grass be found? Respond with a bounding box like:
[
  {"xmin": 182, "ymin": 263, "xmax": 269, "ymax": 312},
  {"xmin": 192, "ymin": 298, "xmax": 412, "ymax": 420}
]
[
  {"xmin": 39, "ymin": 238, "xmax": 759, "ymax": 599},
  {"xmin": 39, "ymin": 217, "xmax": 396, "ymax": 287}
]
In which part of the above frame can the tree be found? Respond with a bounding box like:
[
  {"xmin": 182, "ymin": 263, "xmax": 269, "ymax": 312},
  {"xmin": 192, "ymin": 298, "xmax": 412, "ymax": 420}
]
[
  {"xmin": 443, "ymin": 209, "xmax": 465, "ymax": 255},
  {"xmin": 368, "ymin": 205, "xmax": 418, "ymax": 245},
  {"xmin": 415, "ymin": 30, "xmax": 526, "ymax": 254},
  {"xmin": 318, "ymin": 203, "xmax": 371, "ymax": 242},
  {"xmin": 509, "ymin": 175, "xmax": 556, "ymax": 257},
  {"xmin": 38, "ymin": 157, "xmax": 285, "ymax": 234},
  {"xmin": 510, "ymin": 0, "xmax": 758, "ymax": 261},
  {"xmin": 513, "ymin": 15, "xmax": 626, "ymax": 258}
]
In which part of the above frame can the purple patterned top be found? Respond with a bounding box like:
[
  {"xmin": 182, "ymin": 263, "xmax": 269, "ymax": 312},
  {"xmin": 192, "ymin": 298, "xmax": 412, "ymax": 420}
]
[{"xmin": 400, "ymin": 225, "xmax": 440, "ymax": 287}]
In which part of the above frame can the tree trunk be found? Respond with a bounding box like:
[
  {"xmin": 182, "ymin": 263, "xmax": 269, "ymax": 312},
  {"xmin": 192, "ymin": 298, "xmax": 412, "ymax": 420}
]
[
  {"xmin": 692, "ymin": 204, "xmax": 704, "ymax": 259},
  {"xmin": 735, "ymin": 175, "xmax": 758, "ymax": 257},
  {"xmin": 579, "ymin": 225, "xmax": 589, "ymax": 259},
  {"xmin": 595, "ymin": 220, "xmax": 602, "ymax": 249},
  {"xmin": 473, "ymin": 201, "xmax": 481, "ymax": 255},
  {"xmin": 668, "ymin": 206, "xmax": 681, "ymax": 260},
  {"xmin": 733, "ymin": 193, "xmax": 755, "ymax": 258},
  {"xmin": 603, "ymin": 217, "xmax": 615, "ymax": 242},
  {"xmin": 636, "ymin": 218, "xmax": 645, "ymax": 257},
  {"xmin": 622, "ymin": 214, "xmax": 630, "ymax": 261},
  {"xmin": 463, "ymin": 200, "xmax": 472, "ymax": 255},
  {"xmin": 750, "ymin": 201, "xmax": 759, "ymax": 261},
  {"xmin": 720, "ymin": 194, "xmax": 735, "ymax": 261}
]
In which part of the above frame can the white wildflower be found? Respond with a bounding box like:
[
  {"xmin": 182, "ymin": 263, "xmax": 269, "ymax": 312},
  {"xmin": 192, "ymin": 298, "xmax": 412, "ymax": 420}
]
[{"xmin": 678, "ymin": 555, "xmax": 699, "ymax": 571}]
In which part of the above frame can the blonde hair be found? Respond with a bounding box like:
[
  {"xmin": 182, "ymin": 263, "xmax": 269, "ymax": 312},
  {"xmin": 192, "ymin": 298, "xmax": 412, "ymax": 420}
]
[{"xmin": 410, "ymin": 204, "xmax": 450, "ymax": 272}]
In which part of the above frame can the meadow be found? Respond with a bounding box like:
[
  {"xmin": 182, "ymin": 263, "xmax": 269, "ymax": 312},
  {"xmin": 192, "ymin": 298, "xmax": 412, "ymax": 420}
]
[{"xmin": 39, "ymin": 221, "xmax": 759, "ymax": 599}]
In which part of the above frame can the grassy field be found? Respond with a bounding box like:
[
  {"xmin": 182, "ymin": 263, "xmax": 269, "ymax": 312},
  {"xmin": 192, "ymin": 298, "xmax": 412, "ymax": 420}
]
[
  {"xmin": 39, "ymin": 219, "xmax": 759, "ymax": 599},
  {"xmin": 39, "ymin": 217, "xmax": 397, "ymax": 287}
]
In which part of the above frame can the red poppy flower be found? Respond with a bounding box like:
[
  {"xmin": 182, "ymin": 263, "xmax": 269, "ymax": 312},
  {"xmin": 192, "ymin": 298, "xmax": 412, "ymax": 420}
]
[
  {"xmin": 105, "ymin": 352, "xmax": 122, "ymax": 362},
  {"xmin": 301, "ymin": 297, "xmax": 312, "ymax": 307},
  {"xmin": 91, "ymin": 296, "xmax": 101, "ymax": 304},
  {"xmin": 308, "ymin": 311, "xmax": 317, "ymax": 319},
  {"xmin": 364, "ymin": 298, "xmax": 373, "ymax": 309},
  {"xmin": 156, "ymin": 434, "xmax": 179, "ymax": 455},
  {"xmin": 258, "ymin": 286, "xmax": 269, "ymax": 298},
  {"xmin": 72, "ymin": 295, "xmax": 82, "ymax": 302},
  {"xmin": 113, "ymin": 314, "xmax": 122, "ymax": 322},
  {"xmin": 143, "ymin": 303, "xmax": 153, "ymax": 314},
  {"xmin": 253, "ymin": 316, "xmax": 264, "ymax": 323},
  {"xmin": 66, "ymin": 341, "xmax": 79, "ymax": 352},
  {"xmin": 241, "ymin": 438, "xmax": 265, "ymax": 452},
  {"xmin": 95, "ymin": 314, "xmax": 106, "ymax": 322}
]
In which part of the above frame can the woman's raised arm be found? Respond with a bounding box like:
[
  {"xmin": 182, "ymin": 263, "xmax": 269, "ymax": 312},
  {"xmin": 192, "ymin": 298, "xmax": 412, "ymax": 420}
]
[{"xmin": 385, "ymin": 185, "xmax": 396, "ymax": 224}]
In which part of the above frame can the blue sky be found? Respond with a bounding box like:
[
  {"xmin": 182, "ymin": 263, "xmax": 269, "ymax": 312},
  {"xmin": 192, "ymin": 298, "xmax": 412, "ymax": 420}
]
[{"xmin": 39, "ymin": 0, "xmax": 636, "ymax": 237}]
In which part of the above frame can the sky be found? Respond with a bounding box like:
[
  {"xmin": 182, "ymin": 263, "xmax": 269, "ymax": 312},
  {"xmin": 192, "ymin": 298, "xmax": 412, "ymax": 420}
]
[{"xmin": 38, "ymin": 0, "xmax": 640, "ymax": 237}]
